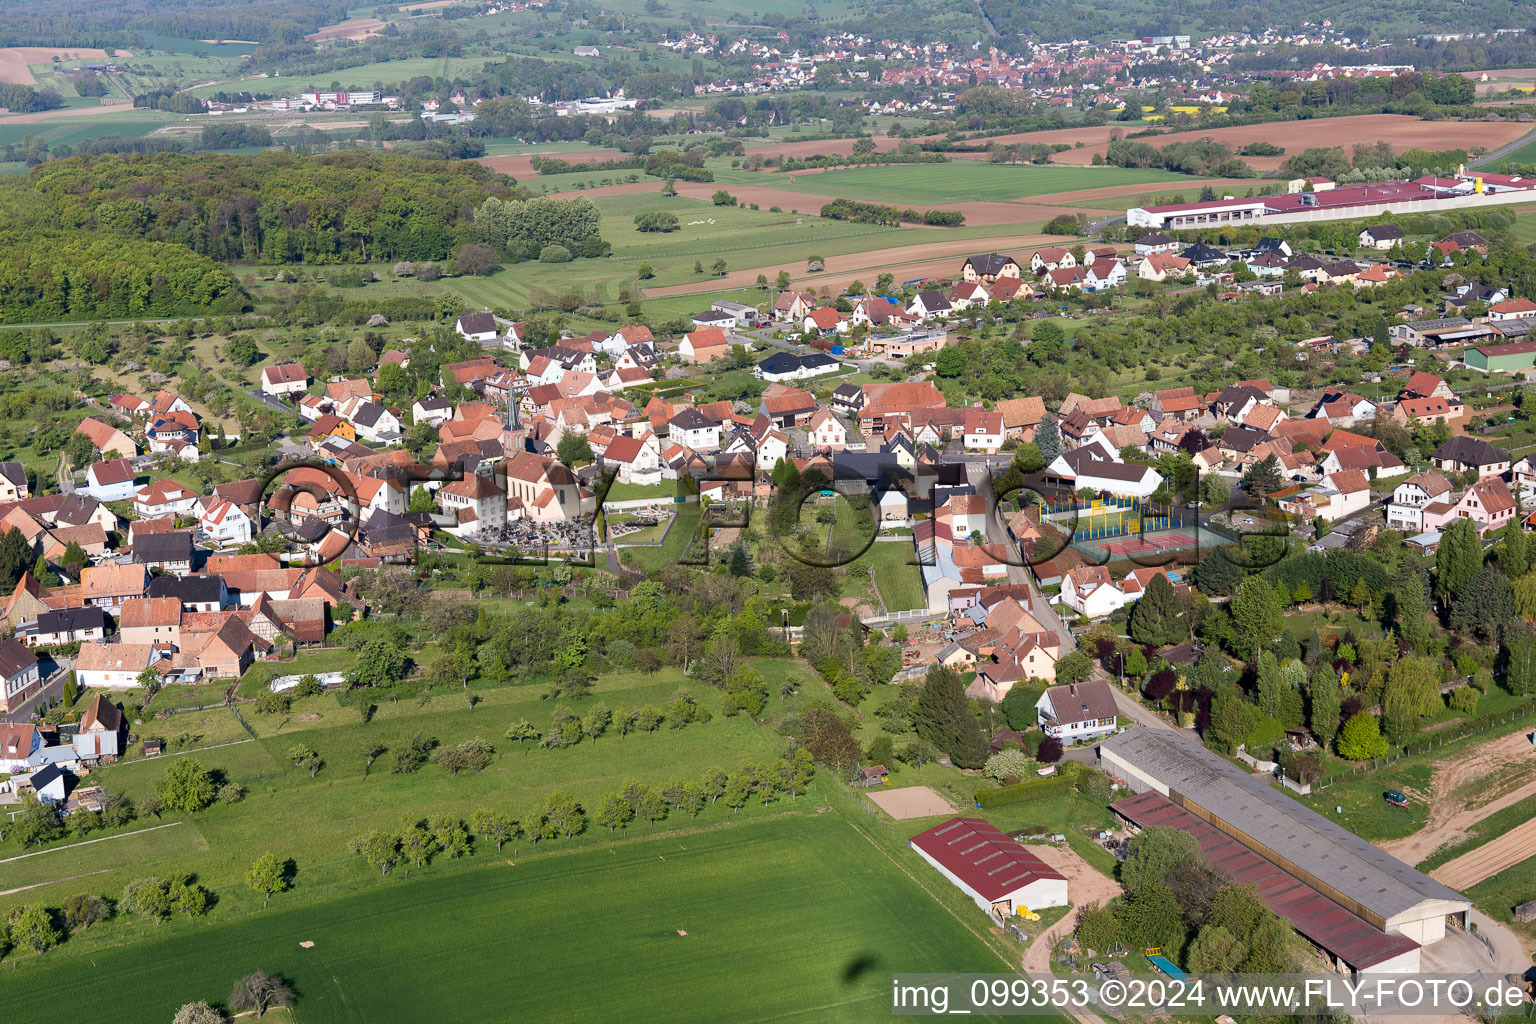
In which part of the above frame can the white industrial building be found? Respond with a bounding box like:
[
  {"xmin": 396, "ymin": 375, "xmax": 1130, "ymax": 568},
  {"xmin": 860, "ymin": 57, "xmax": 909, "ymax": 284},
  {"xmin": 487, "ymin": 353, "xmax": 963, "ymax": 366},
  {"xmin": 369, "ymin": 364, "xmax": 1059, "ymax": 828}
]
[
  {"xmin": 908, "ymin": 817, "xmax": 1069, "ymax": 922},
  {"xmin": 1102, "ymin": 728, "xmax": 1471, "ymax": 975}
]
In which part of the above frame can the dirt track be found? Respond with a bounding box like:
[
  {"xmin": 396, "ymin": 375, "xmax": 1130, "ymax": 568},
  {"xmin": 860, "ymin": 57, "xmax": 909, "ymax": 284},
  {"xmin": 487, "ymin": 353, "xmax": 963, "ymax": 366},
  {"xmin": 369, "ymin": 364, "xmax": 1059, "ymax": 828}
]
[
  {"xmin": 1021, "ymin": 843, "xmax": 1120, "ymax": 974},
  {"xmin": 1379, "ymin": 728, "xmax": 1536, "ymax": 867},
  {"xmin": 0, "ymin": 46, "xmax": 125, "ymax": 87},
  {"xmin": 1432, "ymin": 817, "xmax": 1536, "ymax": 889},
  {"xmin": 1050, "ymin": 114, "xmax": 1532, "ymax": 170}
]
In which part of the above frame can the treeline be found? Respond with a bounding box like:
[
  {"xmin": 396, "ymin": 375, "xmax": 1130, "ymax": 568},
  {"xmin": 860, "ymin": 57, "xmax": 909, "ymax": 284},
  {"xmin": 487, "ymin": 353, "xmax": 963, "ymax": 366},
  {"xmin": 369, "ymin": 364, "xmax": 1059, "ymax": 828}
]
[
  {"xmin": 26, "ymin": 151, "xmax": 524, "ymax": 264},
  {"xmin": 131, "ymin": 85, "xmax": 207, "ymax": 113},
  {"xmin": 775, "ymin": 149, "xmax": 947, "ymax": 172},
  {"xmin": 644, "ymin": 150, "xmax": 714, "ymax": 182},
  {"xmin": 1103, "ymin": 138, "xmax": 1255, "ymax": 177},
  {"xmin": 0, "ymin": 232, "xmax": 246, "ymax": 324},
  {"xmin": 471, "ymin": 196, "xmax": 606, "ymax": 260},
  {"xmin": 3, "ymin": 125, "xmax": 275, "ymax": 169},
  {"xmin": 529, "ymin": 154, "xmax": 646, "ymax": 175},
  {"xmin": 819, "ymin": 198, "xmax": 964, "ymax": 227},
  {"xmin": 0, "ymin": 84, "xmax": 63, "ymax": 114},
  {"xmin": 2, "ymin": 0, "xmax": 351, "ymax": 47},
  {"xmin": 1281, "ymin": 140, "xmax": 1467, "ymax": 180}
]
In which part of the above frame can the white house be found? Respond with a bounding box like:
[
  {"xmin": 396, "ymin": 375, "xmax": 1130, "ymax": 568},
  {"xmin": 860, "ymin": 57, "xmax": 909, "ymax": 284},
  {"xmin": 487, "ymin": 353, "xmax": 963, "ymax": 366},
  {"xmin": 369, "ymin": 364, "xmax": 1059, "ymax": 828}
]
[
  {"xmin": 0, "ymin": 723, "xmax": 42, "ymax": 773},
  {"xmin": 668, "ymin": 408, "xmax": 720, "ymax": 452},
  {"xmin": 809, "ymin": 407, "xmax": 848, "ymax": 451},
  {"xmin": 1042, "ymin": 448, "xmax": 1162, "ymax": 499},
  {"xmin": 600, "ymin": 432, "xmax": 663, "ymax": 485},
  {"xmin": 1036, "ymin": 680, "xmax": 1119, "ymax": 743},
  {"xmin": 348, "ymin": 402, "xmax": 403, "ymax": 444},
  {"xmin": 83, "ymin": 458, "xmax": 138, "ymax": 502},
  {"xmin": 1359, "ymin": 225, "xmax": 1404, "ymax": 250},
  {"xmin": 198, "ymin": 498, "xmax": 256, "ymax": 546},
  {"xmin": 74, "ymin": 643, "xmax": 158, "ymax": 690},
  {"xmin": 438, "ymin": 474, "xmax": 508, "ymax": 537},
  {"xmin": 132, "ymin": 480, "xmax": 199, "ymax": 520},
  {"xmin": 906, "ymin": 291, "xmax": 952, "ymax": 319},
  {"xmin": 1058, "ymin": 566, "xmax": 1124, "ymax": 618},
  {"xmin": 0, "ymin": 640, "xmax": 42, "ymax": 715},
  {"xmin": 1083, "ymin": 260, "xmax": 1126, "ymax": 291},
  {"xmin": 260, "ymin": 363, "xmax": 309, "ymax": 396},
  {"xmin": 412, "ymin": 398, "xmax": 454, "ymax": 428},
  {"xmin": 455, "ymin": 311, "xmax": 500, "ymax": 343},
  {"xmin": 908, "ymin": 817, "xmax": 1069, "ymax": 920},
  {"xmin": 756, "ymin": 351, "xmax": 842, "ymax": 383},
  {"xmin": 963, "ymin": 409, "xmax": 1004, "ymax": 453}
]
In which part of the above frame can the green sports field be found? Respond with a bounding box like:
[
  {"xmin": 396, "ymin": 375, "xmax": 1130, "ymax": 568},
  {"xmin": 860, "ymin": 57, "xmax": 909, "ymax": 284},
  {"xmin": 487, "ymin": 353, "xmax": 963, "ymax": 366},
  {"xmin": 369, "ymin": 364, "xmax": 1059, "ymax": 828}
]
[
  {"xmin": 718, "ymin": 163, "xmax": 1188, "ymax": 205},
  {"xmin": 0, "ymin": 811, "xmax": 1011, "ymax": 1023}
]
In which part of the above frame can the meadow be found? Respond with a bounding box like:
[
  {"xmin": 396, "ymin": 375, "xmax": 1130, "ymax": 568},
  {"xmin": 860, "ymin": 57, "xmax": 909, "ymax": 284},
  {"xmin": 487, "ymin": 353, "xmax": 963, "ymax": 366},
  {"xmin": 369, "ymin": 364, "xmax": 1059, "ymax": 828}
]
[
  {"xmin": 189, "ymin": 57, "xmax": 492, "ymax": 98},
  {"xmin": 717, "ymin": 163, "xmax": 1187, "ymax": 205},
  {"xmin": 0, "ymin": 811, "xmax": 1016, "ymax": 1023},
  {"xmin": 0, "ymin": 110, "xmax": 175, "ymax": 149}
]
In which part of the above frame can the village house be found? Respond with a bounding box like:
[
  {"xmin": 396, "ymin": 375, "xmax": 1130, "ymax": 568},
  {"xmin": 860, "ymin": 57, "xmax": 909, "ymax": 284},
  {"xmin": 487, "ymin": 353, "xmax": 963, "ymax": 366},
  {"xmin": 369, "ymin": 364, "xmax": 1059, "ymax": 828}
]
[
  {"xmin": 75, "ymin": 417, "xmax": 137, "ymax": 461},
  {"xmin": 81, "ymin": 564, "xmax": 149, "ymax": 612},
  {"xmin": 961, "ymin": 252, "xmax": 1021, "ymax": 284},
  {"xmin": 0, "ymin": 638, "xmax": 43, "ymax": 713},
  {"xmin": 83, "ymin": 458, "xmax": 139, "ymax": 502},
  {"xmin": 438, "ymin": 474, "xmax": 508, "ymax": 537},
  {"xmin": 1137, "ymin": 252, "xmax": 1191, "ymax": 282},
  {"xmin": 260, "ymin": 363, "xmax": 310, "ymax": 397},
  {"xmin": 1029, "ymin": 247, "xmax": 1075, "ymax": 273},
  {"xmin": 1358, "ymin": 224, "xmax": 1404, "ymax": 250},
  {"xmin": 1431, "ymin": 437, "xmax": 1510, "ymax": 479},
  {"xmin": 16, "ymin": 607, "xmax": 108, "ymax": 648},
  {"xmin": 1036, "ymin": 679, "xmax": 1119, "ymax": 744},
  {"xmin": 963, "ymin": 409, "xmax": 1005, "ymax": 453},
  {"xmin": 133, "ymin": 480, "xmax": 199, "ymax": 520},
  {"xmin": 455, "ymin": 311, "xmax": 500, "ymax": 343},
  {"xmin": 0, "ymin": 462, "xmax": 26, "ymax": 503},
  {"xmin": 1452, "ymin": 476, "xmax": 1516, "ymax": 535},
  {"xmin": 1276, "ymin": 469, "xmax": 1371, "ymax": 522},
  {"xmin": 809, "ymin": 407, "xmax": 849, "ymax": 451},
  {"xmin": 679, "ymin": 326, "xmax": 732, "ymax": 364},
  {"xmin": 772, "ymin": 290, "xmax": 817, "ymax": 323}
]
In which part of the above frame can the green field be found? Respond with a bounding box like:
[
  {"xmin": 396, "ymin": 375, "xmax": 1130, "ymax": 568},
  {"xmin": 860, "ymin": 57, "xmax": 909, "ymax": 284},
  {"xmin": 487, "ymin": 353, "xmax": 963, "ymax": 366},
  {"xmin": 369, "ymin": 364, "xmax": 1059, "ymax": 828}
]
[
  {"xmin": 714, "ymin": 163, "xmax": 1187, "ymax": 205},
  {"xmin": 0, "ymin": 811, "xmax": 1012, "ymax": 1023},
  {"xmin": 191, "ymin": 57, "xmax": 492, "ymax": 98},
  {"xmin": 0, "ymin": 110, "xmax": 176, "ymax": 149}
]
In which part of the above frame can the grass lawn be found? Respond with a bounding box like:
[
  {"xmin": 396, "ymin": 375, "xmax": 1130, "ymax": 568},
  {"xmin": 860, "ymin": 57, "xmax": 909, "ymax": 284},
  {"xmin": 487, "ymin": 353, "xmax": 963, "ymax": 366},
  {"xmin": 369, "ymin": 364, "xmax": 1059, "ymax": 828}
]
[
  {"xmin": 733, "ymin": 163, "xmax": 1187, "ymax": 205},
  {"xmin": 621, "ymin": 503, "xmax": 702, "ymax": 572},
  {"xmin": 851, "ymin": 541, "xmax": 926, "ymax": 613},
  {"xmin": 0, "ymin": 810, "xmax": 1014, "ymax": 1024}
]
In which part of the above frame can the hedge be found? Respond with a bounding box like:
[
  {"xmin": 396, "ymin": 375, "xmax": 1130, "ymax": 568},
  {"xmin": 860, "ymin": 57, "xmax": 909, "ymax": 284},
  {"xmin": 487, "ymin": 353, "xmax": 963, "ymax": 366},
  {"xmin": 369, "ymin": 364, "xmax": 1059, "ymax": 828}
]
[{"xmin": 974, "ymin": 774, "xmax": 1071, "ymax": 808}]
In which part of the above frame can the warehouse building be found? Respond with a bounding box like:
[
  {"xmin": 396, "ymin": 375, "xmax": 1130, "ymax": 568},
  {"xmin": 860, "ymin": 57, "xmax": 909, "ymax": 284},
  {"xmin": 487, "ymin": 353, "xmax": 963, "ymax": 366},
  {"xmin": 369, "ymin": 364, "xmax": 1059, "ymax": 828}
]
[
  {"xmin": 1464, "ymin": 341, "xmax": 1536, "ymax": 374},
  {"xmin": 908, "ymin": 817, "xmax": 1069, "ymax": 922},
  {"xmin": 1101, "ymin": 729, "xmax": 1469, "ymax": 975}
]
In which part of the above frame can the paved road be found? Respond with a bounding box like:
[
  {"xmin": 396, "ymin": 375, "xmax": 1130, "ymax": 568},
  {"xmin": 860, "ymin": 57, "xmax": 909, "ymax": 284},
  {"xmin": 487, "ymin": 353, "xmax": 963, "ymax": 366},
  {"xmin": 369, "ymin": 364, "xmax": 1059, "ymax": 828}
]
[
  {"xmin": 0, "ymin": 318, "xmax": 177, "ymax": 331},
  {"xmin": 969, "ymin": 462, "xmax": 1074, "ymax": 652},
  {"xmin": 1470, "ymin": 124, "xmax": 1536, "ymax": 169},
  {"xmin": 2, "ymin": 660, "xmax": 71, "ymax": 724}
]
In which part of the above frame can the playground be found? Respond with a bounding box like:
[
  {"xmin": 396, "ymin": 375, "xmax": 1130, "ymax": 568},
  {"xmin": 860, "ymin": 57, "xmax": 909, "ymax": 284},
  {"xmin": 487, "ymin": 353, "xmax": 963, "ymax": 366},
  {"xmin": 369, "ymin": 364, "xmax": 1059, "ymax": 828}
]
[{"xmin": 1041, "ymin": 497, "xmax": 1228, "ymax": 562}]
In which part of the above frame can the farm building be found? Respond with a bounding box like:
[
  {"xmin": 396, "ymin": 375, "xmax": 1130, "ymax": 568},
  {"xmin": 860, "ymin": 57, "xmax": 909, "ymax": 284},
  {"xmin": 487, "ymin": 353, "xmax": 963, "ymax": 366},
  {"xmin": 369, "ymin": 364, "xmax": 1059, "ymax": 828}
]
[
  {"xmin": 1464, "ymin": 341, "xmax": 1536, "ymax": 373},
  {"xmin": 1101, "ymin": 729, "xmax": 1469, "ymax": 975},
  {"xmin": 908, "ymin": 817, "xmax": 1068, "ymax": 922}
]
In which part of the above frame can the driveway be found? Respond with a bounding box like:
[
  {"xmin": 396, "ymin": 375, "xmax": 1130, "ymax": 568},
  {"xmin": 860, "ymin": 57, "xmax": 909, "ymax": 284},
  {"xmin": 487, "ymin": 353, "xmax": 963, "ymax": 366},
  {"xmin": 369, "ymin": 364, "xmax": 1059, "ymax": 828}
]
[{"xmin": 1022, "ymin": 842, "xmax": 1121, "ymax": 974}]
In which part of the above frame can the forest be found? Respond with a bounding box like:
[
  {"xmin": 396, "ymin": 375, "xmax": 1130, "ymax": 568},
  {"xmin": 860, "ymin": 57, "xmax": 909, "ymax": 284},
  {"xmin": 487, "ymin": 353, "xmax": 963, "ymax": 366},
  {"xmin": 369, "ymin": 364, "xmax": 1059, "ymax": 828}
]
[
  {"xmin": 0, "ymin": 233, "xmax": 246, "ymax": 324},
  {"xmin": 21, "ymin": 151, "xmax": 528, "ymax": 265}
]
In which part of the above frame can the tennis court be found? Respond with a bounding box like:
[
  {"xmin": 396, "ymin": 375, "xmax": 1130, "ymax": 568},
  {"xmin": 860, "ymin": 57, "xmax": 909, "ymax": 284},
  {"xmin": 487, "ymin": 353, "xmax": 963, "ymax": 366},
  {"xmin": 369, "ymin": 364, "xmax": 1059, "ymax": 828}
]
[{"xmin": 1071, "ymin": 524, "xmax": 1231, "ymax": 562}]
